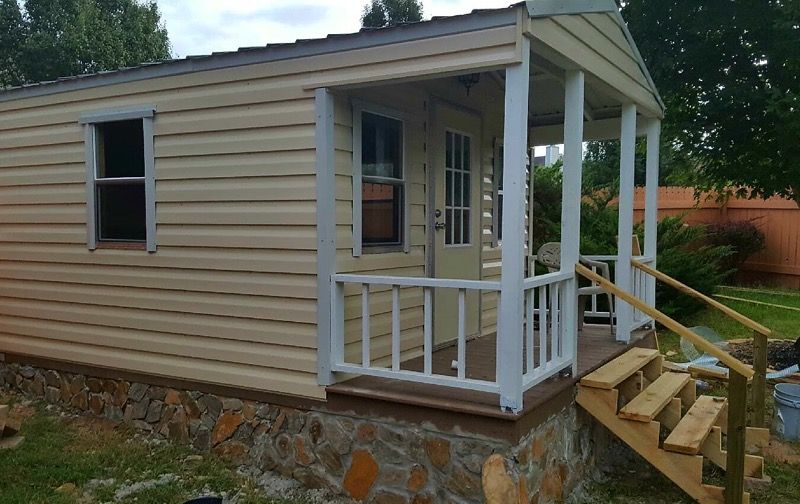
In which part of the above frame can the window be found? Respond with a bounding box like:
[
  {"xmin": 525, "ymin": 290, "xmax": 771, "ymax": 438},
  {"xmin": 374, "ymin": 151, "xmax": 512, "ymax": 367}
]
[
  {"xmin": 353, "ymin": 105, "xmax": 407, "ymax": 254},
  {"xmin": 445, "ymin": 130, "xmax": 472, "ymax": 246},
  {"xmin": 80, "ymin": 107, "xmax": 156, "ymax": 251}
]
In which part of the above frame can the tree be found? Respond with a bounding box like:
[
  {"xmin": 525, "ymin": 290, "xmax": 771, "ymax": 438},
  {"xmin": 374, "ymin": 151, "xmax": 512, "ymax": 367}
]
[
  {"xmin": 0, "ymin": 0, "xmax": 170, "ymax": 88},
  {"xmin": 362, "ymin": 0, "xmax": 423, "ymax": 28},
  {"xmin": 0, "ymin": 0, "xmax": 25, "ymax": 87},
  {"xmin": 621, "ymin": 1, "xmax": 800, "ymax": 204}
]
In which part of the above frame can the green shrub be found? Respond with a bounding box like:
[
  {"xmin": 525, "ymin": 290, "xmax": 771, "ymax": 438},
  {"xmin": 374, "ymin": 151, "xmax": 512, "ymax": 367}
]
[
  {"xmin": 654, "ymin": 216, "xmax": 734, "ymax": 317},
  {"xmin": 707, "ymin": 219, "xmax": 766, "ymax": 270}
]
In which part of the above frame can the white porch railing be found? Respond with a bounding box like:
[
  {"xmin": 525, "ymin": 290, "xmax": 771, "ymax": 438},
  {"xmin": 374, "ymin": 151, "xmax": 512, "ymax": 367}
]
[
  {"xmin": 522, "ymin": 271, "xmax": 574, "ymax": 391},
  {"xmin": 329, "ymin": 270, "xmax": 576, "ymax": 404},
  {"xmin": 330, "ymin": 274, "xmax": 502, "ymax": 394}
]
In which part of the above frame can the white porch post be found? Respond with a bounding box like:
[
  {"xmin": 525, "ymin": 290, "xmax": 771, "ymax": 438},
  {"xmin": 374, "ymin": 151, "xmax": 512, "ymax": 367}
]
[
  {"xmin": 560, "ymin": 70, "xmax": 585, "ymax": 375},
  {"xmin": 315, "ymin": 88, "xmax": 336, "ymax": 385},
  {"xmin": 644, "ymin": 119, "xmax": 661, "ymax": 309},
  {"xmin": 615, "ymin": 103, "xmax": 637, "ymax": 342},
  {"xmin": 497, "ymin": 36, "xmax": 530, "ymax": 412}
]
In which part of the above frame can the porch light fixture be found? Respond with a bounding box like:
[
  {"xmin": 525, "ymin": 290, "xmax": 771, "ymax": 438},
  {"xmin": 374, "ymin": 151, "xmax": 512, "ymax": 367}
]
[{"xmin": 457, "ymin": 73, "xmax": 480, "ymax": 96}]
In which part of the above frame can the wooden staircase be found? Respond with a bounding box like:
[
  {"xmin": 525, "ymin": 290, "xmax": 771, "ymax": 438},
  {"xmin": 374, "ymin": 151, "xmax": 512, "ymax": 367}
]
[{"xmin": 577, "ymin": 347, "xmax": 770, "ymax": 504}]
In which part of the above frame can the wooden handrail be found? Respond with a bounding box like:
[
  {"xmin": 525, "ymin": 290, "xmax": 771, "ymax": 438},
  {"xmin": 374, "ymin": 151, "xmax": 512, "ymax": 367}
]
[
  {"xmin": 631, "ymin": 260, "xmax": 772, "ymax": 337},
  {"xmin": 576, "ymin": 264, "xmax": 755, "ymax": 379}
]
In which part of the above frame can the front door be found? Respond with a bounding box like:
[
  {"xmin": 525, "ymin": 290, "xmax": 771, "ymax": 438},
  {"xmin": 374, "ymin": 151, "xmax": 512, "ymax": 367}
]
[{"xmin": 430, "ymin": 102, "xmax": 482, "ymax": 345}]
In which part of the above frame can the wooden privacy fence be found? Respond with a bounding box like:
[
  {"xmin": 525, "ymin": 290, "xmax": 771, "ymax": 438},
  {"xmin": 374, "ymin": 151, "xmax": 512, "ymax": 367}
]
[{"xmin": 633, "ymin": 187, "xmax": 800, "ymax": 288}]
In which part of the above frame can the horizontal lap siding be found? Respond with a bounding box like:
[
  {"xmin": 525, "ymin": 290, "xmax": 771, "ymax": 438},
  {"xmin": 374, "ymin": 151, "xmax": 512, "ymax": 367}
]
[
  {"xmin": 0, "ymin": 70, "xmax": 322, "ymax": 398},
  {"xmin": 0, "ymin": 22, "xmax": 520, "ymax": 399}
]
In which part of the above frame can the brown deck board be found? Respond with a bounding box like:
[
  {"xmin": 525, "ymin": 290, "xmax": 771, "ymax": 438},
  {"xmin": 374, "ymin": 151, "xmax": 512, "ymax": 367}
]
[{"xmin": 326, "ymin": 324, "xmax": 657, "ymax": 440}]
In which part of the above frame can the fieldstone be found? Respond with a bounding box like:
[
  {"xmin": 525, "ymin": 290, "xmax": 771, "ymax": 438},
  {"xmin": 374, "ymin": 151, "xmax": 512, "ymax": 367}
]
[
  {"xmin": 293, "ymin": 467, "xmax": 332, "ymax": 490},
  {"xmin": 181, "ymin": 393, "xmax": 202, "ymax": 419},
  {"xmin": 131, "ymin": 420, "xmax": 152, "ymax": 432},
  {"xmin": 86, "ymin": 377, "xmax": 103, "ymax": 393},
  {"xmin": 129, "ymin": 398, "xmax": 150, "ymax": 421},
  {"xmin": 128, "ymin": 382, "xmax": 149, "ymax": 402},
  {"xmin": 44, "ymin": 386, "xmax": 61, "ymax": 404},
  {"xmin": 482, "ymin": 455, "xmax": 518, "ymax": 504},
  {"xmin": 30, "ymin": 374, "xmax": 45, "ymax": 396},
  {"xmin": 213, "ymin": 440, "xmax": 249, "ymax": 465},
  {"xmin": 88, "ymin": 394, "xmax": 105, "ymax": 416},
  {"xmin": 316, "ymin": 442, "xmax": 343, "ymax": 474},
  {"xmin": 194, "ymin": 425, "xmax": 211, "ymax": 451},
  {"xmin": 147, "ymin": 386, "xmax": 167, "ymax": 401},
  {"xmin": 325, "ymin": 418, "xmax": 353, "ymax": 455},
  {"xmin": 167, "ymin": 408, "xmax": 190, "ymax": 444},
  {"xmin": 200, "ymin": 412, "xmax": 216, "ymax": 430},
  {"xmin": 343, "ymin": 450, "xmax": 379, "ymax": 502},
  {"xmin": 233, "ymin": 422, "xmax": 254, "ymax": 443},
  {"xmin": 411, "ymin": 495, "xmax": 433, "ymax": 504},
  {"xmin": 211, "ymin": 411, "xmax": 243, "ymax": 446},
  {"xmin": 68, "ymin": 375, "xmax": 85, "ymax": 396},
  {"xmin": 275, "ymin": 433, "xmax": 292, "ymax": 459},
  {"xmin": 189, "ymin": 418, "xmax": 202, "ymax": 437},
  {"xmin": 164, "ymin": 389, "xmax": 182, "ymax": 405},
  {"xmin": 156, "ymin": 405, "xmax": 179, "ymax": 437},
  {"xmin": 44, "ymin": 370, "xmax": 61, "ymax": 387},
  {"xmin": 19, "ymin": 366, "xmax": 35, "ymax": 379},
  {"xmin": 407, "ymin": 464, "xmax": 428, "ymax": 493},
  {"xmin": 424, "ymin": 438, "xmax": 451, "ymax": 469},
  {"xmin": 145, "ymin": 400, "xmax": 164, "ymax": 423},
  {"xmin": 357, "ymin": 423, "xmax": 377, "ymax": 443},
  {"xmin": 71, "ymin": 390, "xmax": 88, "ymax": 411},
  {"xmin": 308, "ymin": 417, "xmax": 324, "ymax": 445},
  {"xmin": 242, "ymin": 401, "xmax": 258, "ymax": 421},
  {"xmin": 112, "ymin": 381, "xmax": 129, "ymax": 407},
  {"xmin": 370, "ymin": 491, "xmax": 406, "ymax": 504},
  {"xmin": 539, "ymin": 464, "xmax": 566, "ymax": 502},
  {"xmin": 104, "ymin": 405, "xmax": 124, "ymax": 423},
  {"xmin": 293, "ymin": 436, "xmax": 315, "ymax": 466},
  {"xmin": 101, "ymin": 379, "xmax": 117, "ymax": 394},
  {"xmin": 221, "ymin": 397, "xmax": 243, "ymax": 411},
  {"xmin": 198, "ymin": 395, "xmax": 223, "ymax": 419},
  {"xmin": 284, "ymin": 409, "xmax": 306, "ymax": 434},
  {"xmin": 447, "ymin": 466, "xmax": 482, "ymax": 498},
  {"xmin": 270, "ymin": 411, "xmax": 286, "ymax": 434},
  {"xmin": 463, "ymin": 454, "xmax": 484, "ymax": 474},
  {"xmin": 255, "ymin": 404, "xmax": 272, "ymax": 420}
]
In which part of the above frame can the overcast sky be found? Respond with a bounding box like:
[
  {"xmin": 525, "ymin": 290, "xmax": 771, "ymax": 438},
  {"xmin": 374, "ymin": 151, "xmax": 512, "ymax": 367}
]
[{"xmin": 156, "ymin": 0, "xmax": 513, "ymax": 57}]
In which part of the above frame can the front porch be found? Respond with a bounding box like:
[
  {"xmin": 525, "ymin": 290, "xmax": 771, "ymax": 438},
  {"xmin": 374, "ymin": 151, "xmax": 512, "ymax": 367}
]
[{"xmin": 314, "ymin": 3, "xmax": 666, "ymax": 414}]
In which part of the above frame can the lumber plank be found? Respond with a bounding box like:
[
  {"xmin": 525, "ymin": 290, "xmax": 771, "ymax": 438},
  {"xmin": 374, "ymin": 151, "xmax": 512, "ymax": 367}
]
[
  {"xmin": 701, "ymin": 427, "xmax": 765, "ymax": 479},
  {"xmin": 0, "ymin": 404, "xmax": 7, "ymax": 436},
  {"xmin": 620, "ymin": 371, "xmax": 691, "ymax": 422},
  {"xmin": 580, "ymin": 347, "xmax": 660, "ymax": 389},
  {"xmin": 664, "ymin": 395, "xmax": 727, "ymax": 455}
]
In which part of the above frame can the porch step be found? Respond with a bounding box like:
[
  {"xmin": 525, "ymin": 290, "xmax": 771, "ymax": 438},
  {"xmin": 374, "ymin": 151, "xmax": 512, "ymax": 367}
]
[
  {"xmin": 580, "ymin": 347, "xmax": 660, "ymax": 389},
  {"xmin": 619, "ymin": 371, "xmax": 692, "ymax": 422},
  {"xmin": 664, "ymin": 395, "xmax": 727, "ymax": 455}
]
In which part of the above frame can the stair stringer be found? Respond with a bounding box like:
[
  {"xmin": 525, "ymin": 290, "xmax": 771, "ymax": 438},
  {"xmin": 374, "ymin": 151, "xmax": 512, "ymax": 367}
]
[{"xmin": 577, "ymin": 386, "xmax": 750, "ymax": 504}]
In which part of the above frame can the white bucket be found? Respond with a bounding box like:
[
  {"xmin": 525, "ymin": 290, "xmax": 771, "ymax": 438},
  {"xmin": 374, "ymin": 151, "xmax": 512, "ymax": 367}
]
[{"xmin": 773, "ymin": 383, "xmax": 800, "ymax": 441}]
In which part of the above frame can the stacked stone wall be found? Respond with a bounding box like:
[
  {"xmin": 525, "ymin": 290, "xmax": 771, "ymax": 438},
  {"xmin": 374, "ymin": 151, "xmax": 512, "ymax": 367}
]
[{"xmin": 0, "ymin": 361, "xmax": 608, "ymax": 503}]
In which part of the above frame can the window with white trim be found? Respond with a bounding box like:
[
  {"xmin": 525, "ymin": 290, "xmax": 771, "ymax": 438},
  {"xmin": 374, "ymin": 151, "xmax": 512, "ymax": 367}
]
[
  {"xmin": 353, "ymin": 105, "xmax": 407, "ymax": 254},
  {"xmin": 81, "ymin": 108, "xmax": 156, "ymax": 251},
  {"xmin": 445, "ymin": 130, "xmax": 472, "ymax": 246}
]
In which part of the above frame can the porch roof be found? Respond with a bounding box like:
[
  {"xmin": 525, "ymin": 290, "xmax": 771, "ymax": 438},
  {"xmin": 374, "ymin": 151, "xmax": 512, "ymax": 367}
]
[{"xmin": 1, "ymin": 1, "xmax": 662, "ymax": 119}]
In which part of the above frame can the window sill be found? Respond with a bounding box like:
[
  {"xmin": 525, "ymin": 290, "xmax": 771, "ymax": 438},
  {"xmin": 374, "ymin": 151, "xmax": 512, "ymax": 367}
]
[
  {"xmin": 362, "ymin": 245, "xmax": 405, "ymax": 255},
  {"xmin": 95, "ymin": 241, "xmax": 147, "ymax": 251}
]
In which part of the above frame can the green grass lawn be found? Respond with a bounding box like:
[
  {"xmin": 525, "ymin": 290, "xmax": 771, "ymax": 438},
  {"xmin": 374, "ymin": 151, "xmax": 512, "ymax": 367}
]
[
  {"xmin": 658, "ymin": 285, "xmax": 800, "ymax": 359},
  {"xmin": 0, "ymin": 396, "xmax": 306, "ymax": 504}
]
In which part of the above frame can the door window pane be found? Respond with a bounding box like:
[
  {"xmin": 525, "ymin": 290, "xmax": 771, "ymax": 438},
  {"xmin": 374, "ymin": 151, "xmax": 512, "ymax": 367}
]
[{"xmin": 444, "ymin": 131, "xmax": 472, "ymax": 246}]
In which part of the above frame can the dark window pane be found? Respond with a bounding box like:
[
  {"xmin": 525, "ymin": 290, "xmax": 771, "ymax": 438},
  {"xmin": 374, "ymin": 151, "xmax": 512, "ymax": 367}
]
[
  {"xmin": 97, "ymin": 184, "xmax": 146, "ymax": 241},
  {"xmin": 497, "ymin": 194, "xmax": 503, "ymax": 241},
  {"xmin": 462, "ymin": 209, "xmax": 470, "ymax": 244},
  {"xmin": 445, "ymin": 170, "xmax": 453, "ymax": 206},
  {"xmin": 362, "ymin": 182, "xmax": 403, "ymax": 246},
  {"xmin": 454, "ymin": 134, "xmax": 462, "ymax": 171},
  {"xmin": 445, "ymin": 132, "xmax": 453, "ymax": 169},
  {"xmin": 362, "ymin": 112, "xmax": 402, "ymax": 179},
  {"xmin": 453, "ymin": 209, "xmax": 462, "ymax": 244},
  {"xmin": 454, "ymin": 171, "xmax": 462, "ymax": 206},
  {"xmin": 97, "ymin": 120, "xmax": 144, "ymax": 178},
  {"xmin": 463, "ymin": 174, "xmax": 470, "ymax": 207},
  {"xmin": 445, "ymin": 209, "xmax": 452, "ymax": 245},
  {"xmin": 463, "ymin": 136, "xmax": 471, "ymax": 172}
]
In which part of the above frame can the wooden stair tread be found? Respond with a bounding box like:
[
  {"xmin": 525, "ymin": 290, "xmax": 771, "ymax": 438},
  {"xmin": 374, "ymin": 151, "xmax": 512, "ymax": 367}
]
[
  {"xmin": 0, "ymin": 404, "xmax": 7, "ymax": 437},
  {"xmin": 664, "ymin": 395, "xmax": 727, "ymax": 455},
  {"xmin": 580, "ymin": 348, "xmax": 660, "ymax": 389},
  {"xmin": 619, "ymin": 371, "xmax": 691, "ymax": 422}
]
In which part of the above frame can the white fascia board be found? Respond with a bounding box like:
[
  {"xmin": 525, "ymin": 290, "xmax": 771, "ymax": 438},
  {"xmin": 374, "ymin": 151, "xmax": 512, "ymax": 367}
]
[{"xmin": 526, "ymin": 0, "xmax": 616, "ymax": 18}]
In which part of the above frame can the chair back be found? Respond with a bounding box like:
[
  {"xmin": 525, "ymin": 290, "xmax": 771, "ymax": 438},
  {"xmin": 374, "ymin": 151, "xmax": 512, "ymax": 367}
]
[{"xmin": 536, "ymin": 242, "xmax": 561, "ymax": 272}]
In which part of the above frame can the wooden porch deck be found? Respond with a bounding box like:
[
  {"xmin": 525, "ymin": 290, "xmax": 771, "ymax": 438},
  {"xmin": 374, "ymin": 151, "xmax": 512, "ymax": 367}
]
[{"xmin": 325, "ymin": 324, "xmax": 657, "ymax": 441}]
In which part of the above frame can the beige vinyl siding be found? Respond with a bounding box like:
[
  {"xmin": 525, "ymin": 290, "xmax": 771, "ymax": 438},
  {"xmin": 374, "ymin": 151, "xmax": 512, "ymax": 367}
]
[
  {"xmin": 530, "ymin": 13, "xmax": 661, "ymax": 117},
  {"xmin": 0, "ymin": 22, "xmax": 520, "ymax": 399}
]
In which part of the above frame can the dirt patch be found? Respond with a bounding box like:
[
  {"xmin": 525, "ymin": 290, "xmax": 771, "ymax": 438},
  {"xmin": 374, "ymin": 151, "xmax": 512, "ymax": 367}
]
[{"xmin": 728, "ymin": 339, "xmax": 799, "ymax": 371}]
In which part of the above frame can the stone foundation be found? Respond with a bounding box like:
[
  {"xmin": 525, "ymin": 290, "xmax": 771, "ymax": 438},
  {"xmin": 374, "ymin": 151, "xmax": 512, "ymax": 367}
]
[{"xmin": 0, "ymin": 360, "xmax": 608, "ymax": 503}]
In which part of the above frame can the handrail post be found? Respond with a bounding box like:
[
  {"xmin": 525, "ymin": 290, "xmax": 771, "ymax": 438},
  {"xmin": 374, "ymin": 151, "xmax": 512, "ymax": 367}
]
[
  {"xmin": 725, "ymin": 371, "xmax": 747, "ymax": 504},
  {"xmin": 751, "ymin": 330, "xmax": 768, "ymax": 427}
]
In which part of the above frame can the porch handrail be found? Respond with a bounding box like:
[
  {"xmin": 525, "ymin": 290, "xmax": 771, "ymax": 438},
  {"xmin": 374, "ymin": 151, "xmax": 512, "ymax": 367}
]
[
  {"xmin": 576, "ymin": 264, "xmax": 754, "ymax": 379},
  {"xmin": 523, "ymin": 270, "xmax": 572, "ymax": 289},
  {"xmin": 631, "ymin": 260, "xmax": 772, "ymax": 337},
  {"xmin": 332, "ymin": 273, "xmax": 500, "ymax": 291}
]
